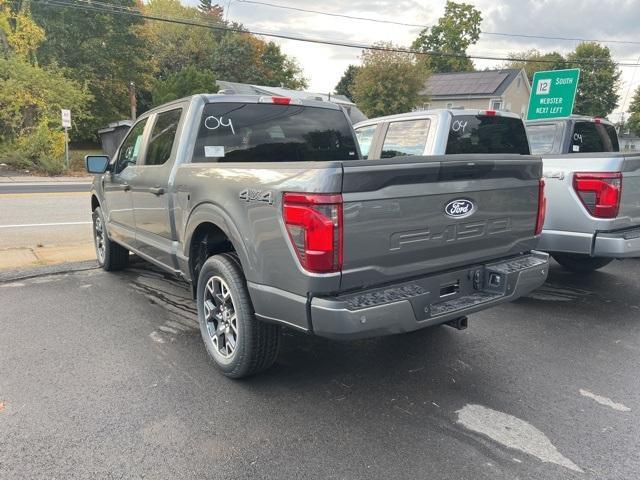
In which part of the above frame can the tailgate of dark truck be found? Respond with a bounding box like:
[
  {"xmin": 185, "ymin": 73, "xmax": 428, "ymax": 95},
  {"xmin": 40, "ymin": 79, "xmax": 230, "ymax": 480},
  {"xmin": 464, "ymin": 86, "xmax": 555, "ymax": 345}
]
[{"xmin": 338, "ymin": 154, "xmax": 544, "ymax": 291}]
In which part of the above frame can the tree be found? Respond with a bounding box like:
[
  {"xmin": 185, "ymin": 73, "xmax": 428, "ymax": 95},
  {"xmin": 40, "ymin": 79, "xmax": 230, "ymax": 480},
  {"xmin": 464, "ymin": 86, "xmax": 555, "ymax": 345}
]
[
  {"xmin": 212, "ymin": 33, "xmax": 307, "ymax": 88},
  {"xmin": 198, "ymin": 0, "xmax": 224, "ymax": 17},
  {"xmin": 504, "ymin": 49, "xmax": 566, "ymax": 82},
  {"xmin": 352, "ymin": 44, "xmax": 428, "ymax": 117},
  {"xmin": 566, "ymin": 42, "xmax": 620, "ymax": 117},
  {"xmin": 31, "ymin": 0, "xmax": 153, "ymax": 141},
  {"xmin": 627, "ymin": 86, "xmax": 640, "ymax": 136},
  {"xmin": 411, "ymin": 1, "xmax": 481, "ymax": 73},
  {"xmin": 141, "ymin": 0, "xmax": 221, "ymax": 78},
  {"xmin": 0, "ymin": 0, "xmax": 92, "ymax": 173},
  {"xmin": 334, "ymin": 65, "xmax": 360, "ymax": 100},
  {"xmin": 151, "ymin": 65, "xmax": 217, "ymax": 105}
]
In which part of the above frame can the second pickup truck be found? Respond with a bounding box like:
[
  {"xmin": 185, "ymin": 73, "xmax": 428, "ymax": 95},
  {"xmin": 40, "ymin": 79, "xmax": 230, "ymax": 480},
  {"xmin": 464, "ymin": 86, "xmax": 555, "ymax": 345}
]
[
  {"xmin": 87, "ymin": 98, "xmax": 549, "ymax": 378},
  {"xmin": 527, "ymin": 116, "xmax": 640, "ymax": 272}
]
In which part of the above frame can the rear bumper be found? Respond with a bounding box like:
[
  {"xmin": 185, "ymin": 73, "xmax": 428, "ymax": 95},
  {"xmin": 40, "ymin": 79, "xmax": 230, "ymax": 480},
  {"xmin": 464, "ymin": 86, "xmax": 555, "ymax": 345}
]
[
  {"xmin": 539, "ymin": 227, "xmax": 640, "ymax": 258},
  {"xmin": 593, "ymin": 227, "xmax": 640, "ymax": 258},
  {"xmin": 309, "ymin": 251, "xmax": 549, "ymax": 340}
]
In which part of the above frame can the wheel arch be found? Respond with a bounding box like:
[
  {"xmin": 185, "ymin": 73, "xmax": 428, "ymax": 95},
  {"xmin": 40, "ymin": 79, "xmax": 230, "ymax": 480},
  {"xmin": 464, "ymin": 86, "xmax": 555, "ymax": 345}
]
[
  {"xmin": 91, "ymin": 193, "xmax": 100, "ymax": 211},
  {"xmin": 183, "ymin": 202, "xmax": 253, "ymax": 286}
]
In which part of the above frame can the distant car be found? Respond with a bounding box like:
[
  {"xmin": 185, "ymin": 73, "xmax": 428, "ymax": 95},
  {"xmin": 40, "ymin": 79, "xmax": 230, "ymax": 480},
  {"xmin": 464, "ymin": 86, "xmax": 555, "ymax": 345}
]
[
  {"xmin": 526, "ymin": 116, "xmax": 640, "ymax": 272},
  {"xmin": 86, "ymin": 97, "xmax": 548, "ymax": 378}
]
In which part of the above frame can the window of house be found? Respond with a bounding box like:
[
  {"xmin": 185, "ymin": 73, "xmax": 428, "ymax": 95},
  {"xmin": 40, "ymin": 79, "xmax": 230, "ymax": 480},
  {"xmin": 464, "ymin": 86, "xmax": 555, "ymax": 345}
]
[
  {"xmin": 491, "ymin": 99, "xmax": 503, "ymax": 110},
  {"xmin": 446, "ymin": 102, "xmax": 454, "ymax": 108},
  {"xmin": 145, "ymin": 109, "xmax": 182, "ymax": 166},
  {"xmin": 380, "ymin": 119, "xmax": 430, "ymax": 158},
  {"xmin": 423, "ymin": 103, "xmax": 430, "ymax": 111}
]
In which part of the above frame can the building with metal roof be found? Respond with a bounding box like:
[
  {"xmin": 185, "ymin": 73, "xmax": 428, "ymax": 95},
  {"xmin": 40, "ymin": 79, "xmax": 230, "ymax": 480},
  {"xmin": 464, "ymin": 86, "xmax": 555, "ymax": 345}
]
[{"xmin": 419, "ymin": 68, "xmax": 531, "ymax": 117}]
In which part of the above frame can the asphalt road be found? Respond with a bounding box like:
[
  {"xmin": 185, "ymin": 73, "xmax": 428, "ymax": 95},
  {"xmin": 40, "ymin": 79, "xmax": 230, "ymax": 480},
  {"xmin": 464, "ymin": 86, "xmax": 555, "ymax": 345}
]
[
  {"xmin": 0, "ymin": 192, "xmax": 92, "ymax": 248},
  {"xmin": 1, "ymin": 258, "xmax": 639, "ymax": 479}
]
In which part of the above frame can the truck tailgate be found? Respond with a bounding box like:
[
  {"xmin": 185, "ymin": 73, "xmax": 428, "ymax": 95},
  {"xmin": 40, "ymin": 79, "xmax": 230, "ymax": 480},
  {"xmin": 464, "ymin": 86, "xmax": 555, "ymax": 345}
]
[
  {"xmin": 619, "ymin": 153, "xmax": 640, "ymax": 226},
  {"xmin": 340, "ymin": 154, "xmax": 542, "ymax": 291}
]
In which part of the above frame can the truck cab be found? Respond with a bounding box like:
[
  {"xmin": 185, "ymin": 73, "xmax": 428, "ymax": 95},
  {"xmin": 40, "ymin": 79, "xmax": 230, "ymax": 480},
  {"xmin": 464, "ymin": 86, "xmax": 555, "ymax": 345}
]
[{"xmin": 354, "ymin": 109, "xmax": 530, "ymax": 159}]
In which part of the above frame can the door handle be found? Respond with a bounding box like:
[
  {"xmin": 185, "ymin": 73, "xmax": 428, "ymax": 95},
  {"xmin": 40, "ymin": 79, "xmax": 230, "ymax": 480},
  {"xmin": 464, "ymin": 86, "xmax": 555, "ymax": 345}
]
[
  {"xmin": 149, "ymin": 186, "xmax": 165, "ymax": 196},
  {"xmin": 121, "ymin": 183, "xmax": 131, "ymax": 191}
]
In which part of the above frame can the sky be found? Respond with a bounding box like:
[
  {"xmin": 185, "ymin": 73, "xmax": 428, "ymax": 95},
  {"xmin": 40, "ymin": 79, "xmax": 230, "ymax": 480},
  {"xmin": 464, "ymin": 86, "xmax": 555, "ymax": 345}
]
[{"xmin": 184, "ymin": 0, "xmax": 640, "ymax": 120}]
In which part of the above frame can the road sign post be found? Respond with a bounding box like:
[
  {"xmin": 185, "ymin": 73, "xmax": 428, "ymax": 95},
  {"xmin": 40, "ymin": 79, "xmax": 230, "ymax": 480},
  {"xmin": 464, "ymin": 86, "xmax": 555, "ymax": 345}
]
[
  {"xmin": 61, "ymin": 109, "xmax": 71, "ymax": 170},
  {"xmin": 526, "ymin": 68, "xmax": 580, "ymax": 120}
]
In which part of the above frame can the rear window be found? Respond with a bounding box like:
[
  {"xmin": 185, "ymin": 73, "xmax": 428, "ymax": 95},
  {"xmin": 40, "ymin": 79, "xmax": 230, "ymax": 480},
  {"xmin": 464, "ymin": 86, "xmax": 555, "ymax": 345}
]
[
  {"xmin": 570, "ymin": 121, "xmax": 619, "ymax": 153},
  {"xmin": 192, "ymin": 103, "xmax": 358, "ymax": 163},
  {"xmin": 527, "ymin": 123, "xmax": 560, "ymax": 154},
  {"xmin": 446, "ymin": 115, "xmax": 530, "ymax": 155}
]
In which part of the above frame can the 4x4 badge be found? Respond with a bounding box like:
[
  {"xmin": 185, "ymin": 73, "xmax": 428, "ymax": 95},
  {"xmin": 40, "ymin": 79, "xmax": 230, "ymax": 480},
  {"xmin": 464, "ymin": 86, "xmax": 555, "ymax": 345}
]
[{"xmin": 239, "ymin": 189, "xmax": 273, "ymax": 205}]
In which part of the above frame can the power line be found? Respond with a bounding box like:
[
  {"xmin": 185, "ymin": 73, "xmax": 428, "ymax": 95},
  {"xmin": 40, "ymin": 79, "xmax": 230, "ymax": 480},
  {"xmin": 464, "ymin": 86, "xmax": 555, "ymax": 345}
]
[
  {"xmin": 34, "ymin": 0, "xmax": 640, "ymax": 68},
  {"xmin": 235, "ymin": 0, "xmax": 640, "ymax": 47}
]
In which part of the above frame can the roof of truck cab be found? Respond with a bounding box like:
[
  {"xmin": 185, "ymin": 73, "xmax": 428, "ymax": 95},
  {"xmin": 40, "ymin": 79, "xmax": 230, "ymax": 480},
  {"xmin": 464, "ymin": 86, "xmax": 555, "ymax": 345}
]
[
  {"xmin": 138, "ymin": 93, "xmax": 343, "ymax": 119},
  {"xmin": 526, "ymin": 115, "xmax": 615, "ymax": 126},
  {"xmin": 353, "ymin": 108, "xmax": 521, "ymax": 129}
]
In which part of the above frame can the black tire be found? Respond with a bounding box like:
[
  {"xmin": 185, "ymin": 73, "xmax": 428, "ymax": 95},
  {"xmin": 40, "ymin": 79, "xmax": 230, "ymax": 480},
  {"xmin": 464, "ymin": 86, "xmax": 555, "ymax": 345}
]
[
  {"xmin": 552, "ymin": 253, "xmax": 613, "ymax": 273},
  {"xmin": 196, "ymin": 253, "xmax": 280, "ymax": 378},
  {"xmin": 92, "ymin": 207, "xmax": 129, "ymax": 271}
]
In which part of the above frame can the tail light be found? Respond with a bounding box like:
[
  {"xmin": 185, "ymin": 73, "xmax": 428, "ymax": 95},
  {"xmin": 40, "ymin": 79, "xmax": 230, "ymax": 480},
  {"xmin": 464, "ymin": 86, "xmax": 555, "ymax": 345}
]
[
  {"xmin": 283, "ymin": 193, "xmax": 343, "ymax": 273},
  {"xmin": 573, "ymin": 172, "xmax": 622, "ymax": 218},
  {"xmin": 481, "ymin": 110, "xmax": 497, "ymax": 116},
  {"xmin": 535, "ymin": 179, "xmax": 547, "ymax": 235}
]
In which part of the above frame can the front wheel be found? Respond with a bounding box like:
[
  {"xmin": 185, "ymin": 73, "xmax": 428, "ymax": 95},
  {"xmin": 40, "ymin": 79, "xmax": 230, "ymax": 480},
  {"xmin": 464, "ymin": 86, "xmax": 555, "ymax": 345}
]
[
  {"xmin": 196, "ymin": 253, "xmax": 280, "ymax": 378},
  {"xmin": 92, "ymin": 207, "xmax": 129, "ymax": 271},
  {"xmin": 552, "ymin": 253, "xmax": 613, "ymax": 273}
]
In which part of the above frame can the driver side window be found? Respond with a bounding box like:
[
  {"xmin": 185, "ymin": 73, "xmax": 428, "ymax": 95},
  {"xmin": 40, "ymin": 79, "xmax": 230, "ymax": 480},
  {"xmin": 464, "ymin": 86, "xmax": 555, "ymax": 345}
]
[{"xmin": 116, "ymin": 119, "xmax": 148, "ymax": 173}]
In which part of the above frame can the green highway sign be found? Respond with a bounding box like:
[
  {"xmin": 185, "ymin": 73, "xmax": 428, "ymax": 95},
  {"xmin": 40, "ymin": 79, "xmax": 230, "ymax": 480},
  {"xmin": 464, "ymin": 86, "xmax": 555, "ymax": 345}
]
[{"xmin": 526, "ymin": 68, "xmax": 580, "ymax": 120}]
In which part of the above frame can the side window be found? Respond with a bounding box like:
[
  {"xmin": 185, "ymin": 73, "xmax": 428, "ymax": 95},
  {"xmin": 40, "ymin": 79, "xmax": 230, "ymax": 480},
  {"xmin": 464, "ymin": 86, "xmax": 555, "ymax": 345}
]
[
  {"xmin": 116, "ymin": 119, "xmax": 147, "ymax": 173},
  {"xmin": 145, "ymin": 109, "xmax": 182, "ymax": 166},
  {"xmin": 527, "ymin": 124, "xmax": 559, "ymax": 155},
  {"xmin": 381, "ymin": 119, "xmax": 430, "ymax": 159},
  {"xmin": 354, "ymin": 125, "xmax": 377, "ymax": 159}
]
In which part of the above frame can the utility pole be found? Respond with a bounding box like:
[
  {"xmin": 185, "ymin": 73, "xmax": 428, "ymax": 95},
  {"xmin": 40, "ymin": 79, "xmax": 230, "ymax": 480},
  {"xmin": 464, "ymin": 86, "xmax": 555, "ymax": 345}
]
[{"xmin": 129, "ymin": 81, "xmax": 137, "ymax": 120}]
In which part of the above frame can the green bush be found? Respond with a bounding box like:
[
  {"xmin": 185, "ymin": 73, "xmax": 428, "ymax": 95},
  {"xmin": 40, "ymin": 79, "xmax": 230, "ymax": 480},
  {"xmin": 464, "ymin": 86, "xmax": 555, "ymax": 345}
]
[{"xmin": 0, "ymin": 120, "xmax": 67, "ymax": 174}]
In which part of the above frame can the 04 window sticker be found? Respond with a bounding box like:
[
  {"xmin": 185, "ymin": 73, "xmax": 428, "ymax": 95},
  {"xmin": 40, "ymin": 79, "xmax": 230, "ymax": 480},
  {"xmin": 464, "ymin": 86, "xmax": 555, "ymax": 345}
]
[{"xmin": 204, "ymin": 116, "xmax": 235, "ymax": 135}]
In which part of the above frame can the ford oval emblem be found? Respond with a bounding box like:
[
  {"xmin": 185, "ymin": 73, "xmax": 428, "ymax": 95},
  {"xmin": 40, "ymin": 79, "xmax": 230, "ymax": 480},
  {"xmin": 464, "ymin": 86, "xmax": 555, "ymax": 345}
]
[{"xmin": 445, "ymin": 199, "xmax": 475, "ymax": 218}]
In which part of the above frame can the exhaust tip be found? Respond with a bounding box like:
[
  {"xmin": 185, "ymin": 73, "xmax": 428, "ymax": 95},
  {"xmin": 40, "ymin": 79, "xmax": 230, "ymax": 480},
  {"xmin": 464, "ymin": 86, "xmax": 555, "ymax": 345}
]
[{"xmin": 445, "ymin": 316, "xmax": 468, "ymax": 331}]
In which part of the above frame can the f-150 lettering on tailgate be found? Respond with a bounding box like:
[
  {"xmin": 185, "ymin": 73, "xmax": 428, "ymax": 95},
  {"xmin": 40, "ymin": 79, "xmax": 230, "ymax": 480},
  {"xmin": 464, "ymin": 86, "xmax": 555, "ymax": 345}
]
[{"xmin": 389, "ymin": 218, "xmax": 510, "ymax": 251}]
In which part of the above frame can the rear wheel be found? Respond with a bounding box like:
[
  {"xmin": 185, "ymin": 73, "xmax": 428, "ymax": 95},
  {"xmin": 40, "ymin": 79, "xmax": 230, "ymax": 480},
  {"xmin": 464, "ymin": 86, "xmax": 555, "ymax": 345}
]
[
  {"xmin": 196, "ymin": 253, "xmax": 280, "ymax": 378},
  {"xmin": 92, "ymin": 207, "xmax": 129, "ymax": 271},
  {"xmin": 552, "ymin": 253, "xmax": 613, "ymax": 273}
]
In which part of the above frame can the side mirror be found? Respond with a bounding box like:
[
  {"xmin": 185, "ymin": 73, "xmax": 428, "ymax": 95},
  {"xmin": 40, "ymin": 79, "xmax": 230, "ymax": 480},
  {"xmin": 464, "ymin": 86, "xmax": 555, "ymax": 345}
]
[{"xmin": 85, "ymin": 155, "xmax": 110, "ymax": 174}]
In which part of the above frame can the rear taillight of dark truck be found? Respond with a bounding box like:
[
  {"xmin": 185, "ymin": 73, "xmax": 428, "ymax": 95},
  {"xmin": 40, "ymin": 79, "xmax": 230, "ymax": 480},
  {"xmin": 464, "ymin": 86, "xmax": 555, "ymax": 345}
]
[
  {"xmin": 573, "ymin": 172, "xmax": 622, "ymax": 219},
  {"xmin": 283, "ymin": 193, "xmax": 343, "ymax": 273}
]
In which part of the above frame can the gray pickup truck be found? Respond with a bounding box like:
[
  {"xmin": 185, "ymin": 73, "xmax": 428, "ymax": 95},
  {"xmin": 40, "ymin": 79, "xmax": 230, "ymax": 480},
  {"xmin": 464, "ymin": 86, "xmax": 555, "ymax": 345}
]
[
  {"xmin": 526, "ymin": 116, "xmax": 640, "ymax": 272},
  {"xmin": 86, "ymin": 96, "xmax": 548, "ymax": 378}
]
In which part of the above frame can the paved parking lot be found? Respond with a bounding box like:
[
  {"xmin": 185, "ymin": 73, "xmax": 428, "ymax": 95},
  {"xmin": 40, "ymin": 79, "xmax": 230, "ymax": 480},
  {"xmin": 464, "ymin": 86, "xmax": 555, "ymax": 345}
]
[{"xmin": 1, "ymin": 258, "xmax": 639, "ymax": 479}]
